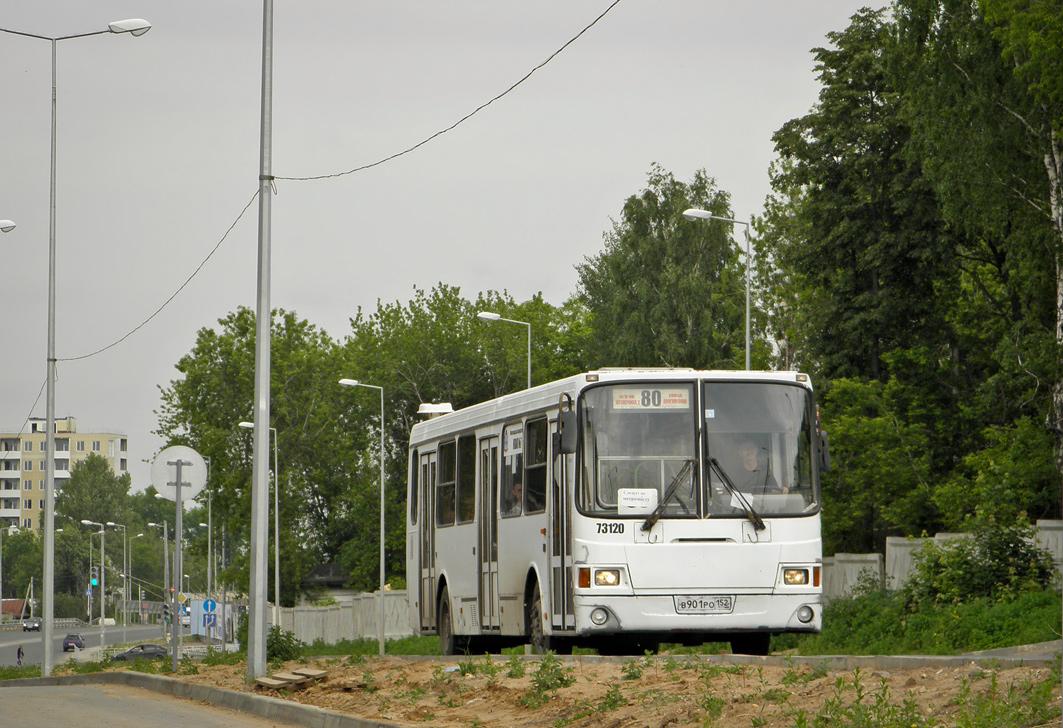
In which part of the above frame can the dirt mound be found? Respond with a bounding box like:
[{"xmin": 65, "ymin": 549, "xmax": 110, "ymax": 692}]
[{"xmin": 157, "ymin": 653, "xmax": 1058, "ymax": 727}]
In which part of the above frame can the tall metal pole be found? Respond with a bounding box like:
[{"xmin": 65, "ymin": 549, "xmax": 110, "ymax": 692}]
[
  {"xmin": 680, "ymin": 210, "xmax": 751, "ymax": 370},
  {"xmin": 169, "ymin": 460, "xmax": 187, "ymax": 673},
  {"xmin": 273, "ymin": 430, "xmax": 280, "ymax": 626},
  {"xmin": 377, "ymin": 388, "xmax": 386, "ymax": 656},
  {"xmin": 743, "ymin": 225, "xmax": 751, "ymax": 371},
  {"xmin": 248, "ymin": 0, "xmax": 275, "ymax": 681},
  {"xmin": 338, "ymin": 379, "xmax": 386, "ymax": 656},
  {"xmin": 0, "ymin": 18, "xmax": 151, "ymax": 678},
  {"xmin": 43, "ymin": 35, "xmax": 58, "ymax": 677}
]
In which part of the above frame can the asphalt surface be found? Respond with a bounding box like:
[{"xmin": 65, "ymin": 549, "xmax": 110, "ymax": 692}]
[{"xmin": 0, "ymin": 641, "xmax": 1058, "ymax": 728}]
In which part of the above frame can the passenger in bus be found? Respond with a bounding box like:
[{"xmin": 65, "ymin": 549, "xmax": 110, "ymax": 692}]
[
  {"xmin": 504, "ymin": 481, "xmax": 523, "ymax": 516},
  {"xmin": 736, "ymin": 438, "xmax": 786, "ymax": 494}
]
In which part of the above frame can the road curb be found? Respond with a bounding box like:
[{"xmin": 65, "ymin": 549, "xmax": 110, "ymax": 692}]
[{"xmin": 0, "ymin": 671, "xmax": 398, "ymax": 728}]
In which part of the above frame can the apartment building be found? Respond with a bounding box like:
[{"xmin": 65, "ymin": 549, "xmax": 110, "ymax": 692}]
[{"xmin": 0, "ymin": 417, "xmax": 128, "ymax": 530}]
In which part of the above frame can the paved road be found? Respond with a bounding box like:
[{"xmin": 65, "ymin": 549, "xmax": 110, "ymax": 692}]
[
  {"xmin": 0, "ymin": 684, "xmax": 288, "ymax": 728},
  {"xmin": 0, "ymin": 624, "xmax": 167, "ymax": 667}
]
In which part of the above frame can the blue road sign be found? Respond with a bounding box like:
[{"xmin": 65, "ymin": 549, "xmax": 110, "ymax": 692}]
[
  {"xmin": 203, "ymin": 613, "xmax": 217, "ymax": 628},
  {"xmin": 203, "ymin": 598, "xmax": 217, "ymax": 613}
]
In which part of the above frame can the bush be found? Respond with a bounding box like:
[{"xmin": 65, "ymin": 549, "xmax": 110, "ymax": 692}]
[
  {"xmin": 267, "ymin": 625, "xmax": 304, "ymax": 662},
  {"xmin": 901, "ymin": 516, "xmax": 1057, "ymax": 607}
]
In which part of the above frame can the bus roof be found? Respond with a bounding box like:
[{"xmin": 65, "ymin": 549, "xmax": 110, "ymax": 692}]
[{"xmin": 408, "ymin": 369, "xmax": 812, "ymax": 447}]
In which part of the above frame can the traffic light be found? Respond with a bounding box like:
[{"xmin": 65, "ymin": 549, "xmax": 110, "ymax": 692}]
[
  {"xmin": 162, "ymin": 602, "xmax": 170, "ymax": 623},
  {"xmin": 90, "ymin": 566, "xmax": 98, "ymax": 587}
]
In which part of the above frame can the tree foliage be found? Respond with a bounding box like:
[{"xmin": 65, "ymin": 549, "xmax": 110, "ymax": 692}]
[{"xmin": 576, "ymin": 165, "xmax": 750, "ymax": 369}]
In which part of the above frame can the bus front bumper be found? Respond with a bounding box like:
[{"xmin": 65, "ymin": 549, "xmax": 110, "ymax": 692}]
[{"xmin": 572, "ymin": 592, "xmax": 822, "ymax": 636}]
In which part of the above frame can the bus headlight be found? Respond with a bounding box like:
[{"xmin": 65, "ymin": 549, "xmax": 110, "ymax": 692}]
[
  {"xmin": 590, "ymin": 608, "xmax": 609, "ymax": 625},
  {"xmin": 783, "ymin": 569, "xmax": 809, "ymax": 585},
  {"xmin": 594, "ymin": 569, "xmax": 621, "ymax": 587},
  {"xmin": 797, "ymin": 605, "xmax": 815, "ymax": 623}
]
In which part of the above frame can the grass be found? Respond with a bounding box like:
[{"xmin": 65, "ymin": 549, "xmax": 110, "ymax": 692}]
[{"xmin": 774, "ymin": 587, "xmax": 1062, "ymax": 656}]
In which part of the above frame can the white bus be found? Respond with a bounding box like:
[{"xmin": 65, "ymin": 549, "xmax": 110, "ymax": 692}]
[{"xmin": 406, "ymin": 368, "xmax": 829, "ymax": 655}]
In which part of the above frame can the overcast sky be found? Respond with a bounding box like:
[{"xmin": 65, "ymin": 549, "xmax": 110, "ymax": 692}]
[{"xmin": 1, "ymin": 1, "xmax": 863, "ymax": 491}]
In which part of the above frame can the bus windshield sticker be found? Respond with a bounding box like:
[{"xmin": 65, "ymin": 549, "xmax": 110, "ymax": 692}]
[
  {"xmin": 618, "ymin": 488, "xmax": 658, "ymax": 514},
  {"xmin": 612, "ymin": 387, "xmax": 691, "ymax": 411}
]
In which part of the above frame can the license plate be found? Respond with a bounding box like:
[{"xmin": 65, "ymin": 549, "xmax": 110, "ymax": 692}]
[{"xmin": 674, "ymin": 595, "xmax": 735, "ymax": 614}]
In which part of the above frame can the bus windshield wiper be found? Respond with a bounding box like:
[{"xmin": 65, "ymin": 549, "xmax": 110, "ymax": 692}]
[
  {"xmin": 708, "ymin": 457, "xmax": 765, "ymax": 531},
  {"xmin": 641, "ymin": 459, "xmax": 695, "ymax": 533}
]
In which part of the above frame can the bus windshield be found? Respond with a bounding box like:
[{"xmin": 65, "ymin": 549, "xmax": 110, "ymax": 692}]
[
  {"xmin": 579, "ymin": 383, "xmax": 698, "ymax": 519},
  {"xmin": 703, "ymin": 381, "xmax": 817, "ymax": 518},
  {"xmin": 578, "ymin": 380, "xmax": 819, "ymax": 519}
]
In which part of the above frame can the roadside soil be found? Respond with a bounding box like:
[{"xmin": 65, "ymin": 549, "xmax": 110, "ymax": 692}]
[{"xmin": 87, "ymin": 652, "xmax": 1060, "ymax": 728}]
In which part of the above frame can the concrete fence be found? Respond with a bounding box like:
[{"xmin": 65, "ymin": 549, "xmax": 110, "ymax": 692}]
[
  {"xmin": 278, "ymin": 519, "xmax": 1063, "ymax": 645},
  {"xmin": 276, "ymin": 590, "xmax": 410, "ymax": 646},
  {"xmin": 823, "ymin": 519, "xmax": 1063, "ymax": 602}
]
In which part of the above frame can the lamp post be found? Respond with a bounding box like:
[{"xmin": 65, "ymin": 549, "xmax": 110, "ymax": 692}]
[
  {"xmin": 0, "ymin": 18, "xmax": 151, "ymax": 677},
  {"xmin": 682, "ymin": 208, "xmax": 752, "ymax": 370},
  {"xmin": 128, "ymin": 532, "xmax": 144, "ymax": 625},
  {"xmin": 106, "ymin": 522, "xmax": 126, "ymax": 642},
  {"xmin": 477, "ymin": 312, "xmax": 532, "ymax": 389},
  {"xmin": 239, "ymin": 422, "xmax": 279, "ymax": 625},
  {"xmin": 338, "ymin": 378, "xmax": 387, "ymax": 657},
  {"xmin": 247, "ymin": 0, "xmax": 277, "ymax": 682},
  {"xmin": 0, "ymin": 221, "xmax": 15, "ymax": 233},
  {"xmin": 81, "ymin": 520, "xmax": 106, "ymax": 650},
  {"xmin": 0, "ymin": 525, "xmax": 18, "ymax": 625},
  {"xmin": 148, "ymin": 521, "xmax": 169, "ymax": 640}
]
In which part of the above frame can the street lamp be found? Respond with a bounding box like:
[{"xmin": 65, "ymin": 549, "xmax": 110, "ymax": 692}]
[
  {"xmin": 148, "ymin": 521, "xmax": 170, "ymax": 641},
  {"xmin": 682, "ymin": 208, "xmax": 752, "ymax": 371},
  {"xmin": 129, "ymin": 533, "xmax": 144, "ymax": 625},
  {"xmin": 0, "ymin": 221, "xmax": 15, "ymax": 233},
  {"xmin": 338, "ymin": 378, "xmax": 387, "ymax": 657},
  {"xmin": 81, "ymin": 520, "xmax": 106, "ymax": 651},
  {"xmin": 239, "ymin": 421, "xmax": 279, "ymax": 625},
  {"xmin": 0, "ymin": 525, "xmax": 18, "ymax": 626},
  {"xmin": 477, "ymin": 311, "xmax": 532, "ymax": 389},
  {"xmin": 106, "ymin": 522, "xmax": 128, "ymax": 642},
  {"xmin": 0, "ymin": 18, "xmax": 151, "ymax": 678}
]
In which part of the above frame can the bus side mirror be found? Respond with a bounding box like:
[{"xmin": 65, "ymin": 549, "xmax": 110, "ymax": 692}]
[
  {"xmin": 819, "ymin": 430, "xmax": 832, "ymax": 473},
  {"xmin": 558, "ymin": 410, "xmax": 577, "ymax": 455}
]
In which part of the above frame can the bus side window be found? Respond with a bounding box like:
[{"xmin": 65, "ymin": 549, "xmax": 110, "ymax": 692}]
[
  {"xmin": 409, "ymin": 449, "xmax": 418, "ymax": 526},
  {"xmin": 524, "ymin": 418, "xmax": 548, "ymax": 513},
  {"xmin": 437, "ymin": 441, "xmax": 456, "ymax": 526},
  {"xmin": 457, "ymin": 434, "xmax": 476, "ymax": 523}
]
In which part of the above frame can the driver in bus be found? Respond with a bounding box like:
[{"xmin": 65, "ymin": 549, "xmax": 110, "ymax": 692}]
[{"xmin": 735, "ymin": 438, "xmax": 786, "ymax": 494}]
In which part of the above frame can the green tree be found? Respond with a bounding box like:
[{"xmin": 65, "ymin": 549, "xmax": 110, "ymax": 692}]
[
  {"xmin": 818, "ymin": 378, "xmax": 936, "ymax": 554},
  {"xmin": 895, "ymin": 0, "xmax": 1063, "ymax": 489},
  {"xmin": 576, "ymin": 164, "xmax": 748, "ymax": 369},
  {"xmin": 156, "ymin": 307, "xmax": 345, "ymax": 606},
  {"xmin": 770, "ymin": 7, "xmax": 957, "ymax": 384},
  {"xmin": 55, "ymin": 453, "xmax": 134, "ymax": 527}
]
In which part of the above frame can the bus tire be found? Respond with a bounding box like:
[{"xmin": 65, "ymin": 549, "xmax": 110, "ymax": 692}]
[
  {"xmin": 730, "ymin": 632, "xmax": 771, "ymax": 656},
  {"xmin": 528, "ymin": 584, "xmax": 551, "ymax": 655},
  {"xmin": 438, "ymin": 587, "xmax": 459, "ymax": 656}
]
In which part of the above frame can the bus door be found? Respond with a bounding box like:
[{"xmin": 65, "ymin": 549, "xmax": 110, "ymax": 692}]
[
  {"xmin": 478, "ymin": 437, "xmax": 500, "ymax": 630},
  {"xmin": 549, "ymin": 419, "xmax": 575, "ymax": 631},
  {"xmin": 418, "ymin": 451, "xmax": 437, "ymax": 631}
]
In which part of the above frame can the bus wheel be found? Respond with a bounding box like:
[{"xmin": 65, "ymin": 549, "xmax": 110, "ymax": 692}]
[
  {"xmin": 438, "ymin": 587, "xmax": 458, "ymax": 656},
  {"xmin": 528, "ymin": 584, "xmax": 551, "ymax": 654},
  {"xmin": 730, "ymin": 632, "xmax": 771, "ymax": 656}
]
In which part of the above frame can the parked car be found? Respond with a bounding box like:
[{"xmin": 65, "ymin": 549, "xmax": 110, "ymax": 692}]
[
  {"xmin": 62, "ymin": 634, "xmax": 85, "ymax": 651},
  {"xmin": 22, "ymin": 617, "xmax": 41, "ymax": 631},
  {"xmin": 180, "ymin": 613, "xmax": 190, "ymax": 627},
  {"xmin": 111, "ymin": 643, "xmax": 168, "ymax": 662}
]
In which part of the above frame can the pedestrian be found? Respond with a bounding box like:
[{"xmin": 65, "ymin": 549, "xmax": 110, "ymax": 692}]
[{"xmin": 17, "ymin": 644, "xmax": 24, "ymax": 666}]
